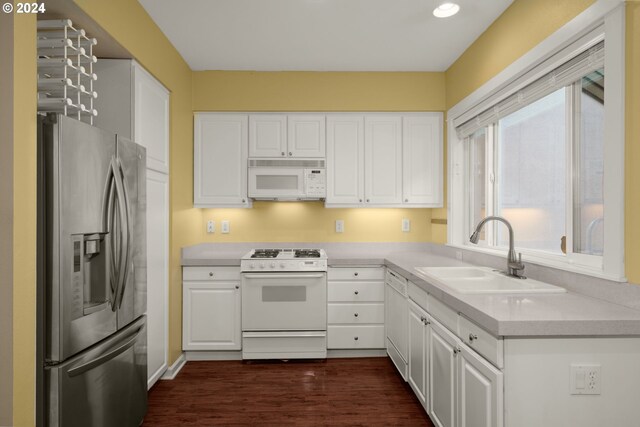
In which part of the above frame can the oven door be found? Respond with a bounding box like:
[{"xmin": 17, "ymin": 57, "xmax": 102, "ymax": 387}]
[
  {"xmin": 248, "ymin": 167, "xmax": 305, "ymax": 199},
  {"xmin": 241, "ymin": 272, "xmax": 327, "ymax": 331}
]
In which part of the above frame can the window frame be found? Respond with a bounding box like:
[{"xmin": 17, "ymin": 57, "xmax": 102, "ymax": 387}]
[{"xmin": 447, "ymin": 2, "xmax": 625, "ymax": 281}]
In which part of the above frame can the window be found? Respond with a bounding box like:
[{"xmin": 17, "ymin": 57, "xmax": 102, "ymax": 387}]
[{"xmin": 448, "ymin": 12, "xmax": 625, "ymax": 280}]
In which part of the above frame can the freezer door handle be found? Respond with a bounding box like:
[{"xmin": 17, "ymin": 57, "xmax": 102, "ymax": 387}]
[{"xmin": 67, "ymin": 326, "xmax": 141, "ymax": 377}]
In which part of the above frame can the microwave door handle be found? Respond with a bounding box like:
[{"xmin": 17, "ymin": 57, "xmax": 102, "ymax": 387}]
[{"xmin": 243, "ymin": 274, "xmax": 325, "ymax": 280}]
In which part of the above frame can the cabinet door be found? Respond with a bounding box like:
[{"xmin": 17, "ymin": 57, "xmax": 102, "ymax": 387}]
[
  {"xmin": 133, "ymin": 63, "xmax": 170, "ymax": 174},
  {"xmin": 249, "ymin": 114, "xmax": 287, "ymax": 157},
  {"xmin": 457, "ymin": 344, "xmax": 504, "ymax": 427},
  {"xmin": 194, "ymin": 114, "xmax": 250, "ymax": 207},
  {"xmin": 408, "ymin": 300, "xmax": 428, "ymax": 409},
  {"xmin": 403, "ymin": 114, "xmax": 442, "ymax": 206},
  {"xmin": 326, "ymin": 115, "xmax": 364, "ymax": 205},
  {"xmin": 288, "ymin": 114, "xmax": 326, "ymax": 157},
  {"xmin": 429, "ymin": 319, "xmax": 458, "ymax": 427},
  {"xmin": 146, "ymin": 170, "xmax": 169, "ymax": 388},
  {"xmin": 365, "ymin": 116, "xmax": 402, "ymax": 204},
  {"xmin": 182, "ymin": 281, "xmax": 241, "ymax": 350}
]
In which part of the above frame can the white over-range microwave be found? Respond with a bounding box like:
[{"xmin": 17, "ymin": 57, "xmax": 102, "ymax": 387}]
[{"xmin": 248, "ymin": 158, "xmax": 326, "ymax": 201}]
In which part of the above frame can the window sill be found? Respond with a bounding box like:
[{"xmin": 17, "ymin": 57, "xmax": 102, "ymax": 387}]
[{"xmin": 446, "ymin": 243, "xmax": 627, "ymax": 283}]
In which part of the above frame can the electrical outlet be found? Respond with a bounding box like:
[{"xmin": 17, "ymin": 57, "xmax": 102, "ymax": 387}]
[
  {"xmin": 570, "ymin": 364, "xmax": 601, "ymax": 395},
  {"xmin": 402, "ymin": 218, "xmax": 410, "ymax": 232},
  {"xmin": 206, "ymin": 220, "xmax": 215, "ymax": 234},
  {"xmin": 336, "ymin": 220, "xmax": 344, "ymax": 233},
  {"xmin": 221, "ymin": 220, "xmax": 230, "ymax": 234}
]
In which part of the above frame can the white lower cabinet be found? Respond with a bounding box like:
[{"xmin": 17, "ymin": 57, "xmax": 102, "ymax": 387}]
[
  {"xmin": 403, "ymin": 279, "xmax": 503, "ymax": 427},
  {"xmin": 182, "ymin": 267, "xmax": 241, "ymax": 351},
  {"xmin": 327, "ymin": 266, "xmax": 385, "ymax": 349},
  {"xmin": 385, "ymin": 270, "xmax": 409, "ymax": 379}
]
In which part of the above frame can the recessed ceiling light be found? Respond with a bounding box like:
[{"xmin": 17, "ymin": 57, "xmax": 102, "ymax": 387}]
[{"xmin": 433, "ymin": 2, "xmax": 460, "ymax": 18}]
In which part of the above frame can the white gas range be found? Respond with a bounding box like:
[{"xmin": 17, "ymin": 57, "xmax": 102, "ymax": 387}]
[{"xmin": 240, "ymin": 248, "xmax": 328, "ymax": 360}]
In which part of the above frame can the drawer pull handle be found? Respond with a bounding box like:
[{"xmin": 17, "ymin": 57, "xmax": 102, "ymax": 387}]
[
  {"xmin": 281, "ymin": 152, "xmax": 285, "ymax": 156},
  {"xmin": 453, "ymin": 347, "xmax": 460, "ymax": 355},
  {"xmin": 468, "ymin": 333, "xmax": 478, "ymax": 342},
  {"xmin": 235, "ymin": 285, "xmax": 239, "ymax": 289},
  {"xmin": 209, "ymin": 272, "xmax": 214, "ymax": 277},
  {"xmin": 354, "ymin": 290, "xmax": 359, "ymax": 295},
  {"xmin": 288, "ymin": 152, "xmax": 292, "ymax": 156},
  {"xmin": 354, "ymin": 337, "xmax": 359, "ymax": 341},
  {"xmin": 354, "ymin": 313, "xmax": 359, "ymax": 317},
  {"xmin": 354, "ymin": 272, "xmax": 359, "ymax": 277}
]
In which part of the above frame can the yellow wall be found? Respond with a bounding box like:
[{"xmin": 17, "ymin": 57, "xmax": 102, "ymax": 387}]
[
  {"xmin": 12, "ymin": 10, "xmax": 37, "ymax": 427},
  {"xmin": 446, "ymin": 0, "xmax": 595, "ymax": 108},
  {"xmin": 193, "ymin": 71, "xmax": 445, "ymax": 112},
  {"xmin": 625, "ymin": 1, "xmax": 640, "ymax": 283}
]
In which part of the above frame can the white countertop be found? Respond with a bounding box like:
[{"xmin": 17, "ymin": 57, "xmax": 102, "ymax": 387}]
[{"xmin": 181, "ymin": 242, "xmax": 640, "ymax": 337}]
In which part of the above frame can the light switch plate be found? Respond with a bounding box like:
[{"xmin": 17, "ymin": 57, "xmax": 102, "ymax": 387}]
[
  {"xmin": 336, "ymin": 220, "xmax": 344, "ymax": 233},
  {"xmin": 221, "ymin": 220, "xmax": 230, "ymax": 234}
]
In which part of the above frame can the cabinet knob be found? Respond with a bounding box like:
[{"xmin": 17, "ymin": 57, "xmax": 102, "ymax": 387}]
[
  {"xmin": 354, "ymin": 336, "xmax": 359, "ymax": 341},
  {"xmin": 235, "ymin": 285, "xmax": 239, "ymax": 289},
  {"xmin": 453, "ymin": 347, "xmax": 460, "ymax": 355},
  {"xmin": 366, "ymin": 199, "xmax": 370, "ymax": 203},
  {"xmin": 288, "ymin": 152, "xmax": 292, "ymax": 156},
  {"xmin": 420, "ymin": 316, "xmax": 426, "ymax": 322},
  {"xmin": 468, "ymin": 333, "xmax": 478, "ymax": 342},
  {"xmin": 359, "ymin": 199, "xmax": 363, "ymax": 203},
  {"xmin": 209, "ymin": 272, "xmax": 214, "ymax": 277},
  {"xmin": 242, "ymin": 199, "xmax": 246, "ymax": 203},
  {"xmin": 281, "ymin": 152, "xmax": 285, "ymax": 156},
  {"xmin": 354, "ymin": 313, "xmax": 359, "ymax": 317},
  {"xmin": 354, "ymin": 290, "xmax": 359, "ymax": 295},
  {"xmin": 354, "ymin": 272, "xmax": 359, "ymax": 277},
  {"xmin": 404, "ymin": 199, "xmax": 408, "ymax": 202}
]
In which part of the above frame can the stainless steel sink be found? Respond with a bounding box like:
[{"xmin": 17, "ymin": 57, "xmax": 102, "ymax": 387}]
[{"xmin": 414, "ymin": 266, "xmax": 567, "ymax": 294}]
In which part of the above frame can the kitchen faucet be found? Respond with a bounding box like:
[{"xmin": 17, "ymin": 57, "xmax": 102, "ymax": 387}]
[{"xmin": 469, "ymin": 216, "xmax": 526, "ymax": 279}]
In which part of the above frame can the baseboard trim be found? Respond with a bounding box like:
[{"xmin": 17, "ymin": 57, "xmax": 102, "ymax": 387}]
[
  {"xmin": 148, "ymin": 363, "xmax": 168, "ymax": 389},
  {"xmin": 161, "ymin": 353, "xmax": 186, "ymax": 380},
  {"xmin": 327, "ymin": 349, "xmax": 387, "ymax": 358},
  {"xmin": 185, "ymin": 350, "xmax": 243, "ymax": 361}
]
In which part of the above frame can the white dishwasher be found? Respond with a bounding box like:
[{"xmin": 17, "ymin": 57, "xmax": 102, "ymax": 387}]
[{"xmin": 385, "ymin": 269, "xmax": 409, "ymax": 379}]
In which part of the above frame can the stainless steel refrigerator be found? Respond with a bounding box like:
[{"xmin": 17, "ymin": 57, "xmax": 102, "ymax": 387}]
[{"xmin": 37, "ymin": 114, "xmax": 147, "ymax": 427}]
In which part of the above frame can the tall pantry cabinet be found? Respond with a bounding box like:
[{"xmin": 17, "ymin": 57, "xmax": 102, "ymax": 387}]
[{"xmin": 93, "ymin": 59, "xmax": 170, "ymax": 389}]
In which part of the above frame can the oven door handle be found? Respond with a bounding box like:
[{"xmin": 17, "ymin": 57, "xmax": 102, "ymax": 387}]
[
  {"xmin": 242, "ymin": 273, "xmax": 325, "ymax": 280},
  {"xmin": 242, "ymin": 331, "xmax": 326, "ymax": 338}
]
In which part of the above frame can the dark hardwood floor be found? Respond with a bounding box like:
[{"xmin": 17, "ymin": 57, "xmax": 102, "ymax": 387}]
[{"xmin": 143, "ymin": 357, "xmax": 434, "ymax": 426}]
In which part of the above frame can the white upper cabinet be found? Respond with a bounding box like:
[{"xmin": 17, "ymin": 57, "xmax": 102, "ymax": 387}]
[
  {"xmin": 365, "ymin": 116, "xmax": 403, "ymax": 204},
  {"xmin": 326, "ymin": 115, "xmax": 364, "ymax": 205},
  {"xmin": 288, "ymin": 114, "xmax": 326, "ymax": 157},
  {"xmin": 194, "ymin": 113, "xmax": 250, "ymax": 207},
  {"xmin": 403, "ymin": 114, "xmax": 443, "ymax": 206},
  {"xmin": 249, "ymin": 114, "xmax": 287, "ymax": 157},
  {"xmin": 134, "ymin": 65, "xmax": 170, "ymax": 174},
  {"xmin": 93, "ymin": 60, "xmax": 169, "ymax": 174}
]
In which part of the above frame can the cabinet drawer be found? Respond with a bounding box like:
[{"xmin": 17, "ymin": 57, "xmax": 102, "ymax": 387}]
[
  {"xmin": 328, "ymin": 282, "xmax": 384, "ymax": 302},
  {"xmin": 408, "ymin": 281, "xmax": 428, "ymax": 310},
  {"xmin": 459, "ymin": 315, "xmax": 504, "ymax": 369},
  {"xmin": 183, "ymin": 266, "xmax": 240, "ymax": 281},
  {"xmin": 327, "ymin": 325, "xmax": 385, "ymax": 349},
  {"xmin": 427, "ymin": 294, "xmax": 458, "ymax": 334},
  {"xmin": 328, "ymin": 267, "xmax": 385, "ymax": 281},
  {"xmin": 328, "ymin": 303, "xmax": 384, "ymax": 324}
]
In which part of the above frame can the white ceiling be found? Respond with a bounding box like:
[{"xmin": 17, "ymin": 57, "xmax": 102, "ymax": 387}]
[{"xmin": 138, "ymin": 0, "xmax": 513, "ymax": 72}]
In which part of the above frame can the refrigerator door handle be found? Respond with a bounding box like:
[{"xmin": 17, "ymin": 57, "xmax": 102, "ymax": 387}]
[
  {"xmin": 67, "ymin": 326, "xmax": 142, "ymax": 377},
  {"xmin": 110, "ymin": 159, "xmax": 129, "ymax": 312},
  {"xmin": 104, "ymin": 165, "xmax": 118, "ymax": 306},
  {"xmin": 116, "ymin": 159, "xmax": 133, "ymax": 309}
]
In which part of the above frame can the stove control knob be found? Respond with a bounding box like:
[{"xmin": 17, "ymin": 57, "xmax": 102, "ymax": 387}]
[
  {"xmin": 259, "ymin": 263, "xmax": 265, "ymax": 269},
  {"xmin": 249, "ymin": 263, "xmax": 255, "ymax": 269},
  {"xmin": 280, "ymin": 263, "xmax": 286, "ymax": 269},
  {"xmin": 270, "ymin": 262, "xmax": 276, "ymax": 268}
]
